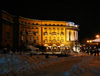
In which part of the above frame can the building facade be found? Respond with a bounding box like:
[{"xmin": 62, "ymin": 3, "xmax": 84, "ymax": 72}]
[{"xmin": 0, "ymin": 10, "xmax": 79, "ymax": 52}]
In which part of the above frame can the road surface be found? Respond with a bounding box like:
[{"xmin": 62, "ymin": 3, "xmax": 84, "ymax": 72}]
[{"xmin": 0, "ymin": 54, "xmax": 100, "ymax": 76}]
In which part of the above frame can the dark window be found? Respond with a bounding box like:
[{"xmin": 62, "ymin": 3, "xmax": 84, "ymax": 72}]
[
  {"xmin": 57, "ymin": 24, "xmax": 59, "ymax": 26},
  {"xmin": 44, "ymin": 28, "xmax": 47, "ymax": 29},
  {"xmin": 33, "ymin": 36, "xmax": 34, "ymax": 40},
  {"xmin": 61, "ymin": 24, "xmax": 63, "ymax": 26},
  {"xmin": 32, "ymin": 23, "xmax": 34, "ymax": 25},
  {"xmin": 36, "ymin": 36, "xmax": 38, "ymax": 40},
  {"xmin": 36, "ymin": 23, "xmax": 39, "ymax": 25},
  {"xmin": 34, "ymin": 40, "xmax": 36, "ymax": 43},
  {"xmin": 21, "ymin": 21, "xmax": 23, "ymax": 23},
  {"xmin": 36, "ymin": 27, "xmax": 38, "ymax": 29},
  {"xmin": 6, "ymin": 32, "xmax": 10, "ymax": 41},
  {"xmin": 36, "ymin": 27, "xmax": 38, "ymax": 32},
  {"xmin": 61, "ymin": 28, "xmax": 63, "ymax": 30},
  {"xmin": 7, "ymin": 16, "xmax": 10, "ymax": 20},
  {"xmin": 25, "ymin": 22, "xmax": 27, "ymax": 24},
  {"xmin": 49, "ymin": 28, "xmax": 51, "ymax": 29},
  {"xmin": 32, "ymin": 27, "xmax": 34, "ymax": 29},
  {"xmin": 53, "ymin": 28, "xmax": 55, "ymax": 29},
  {"xmin": 29, "ymin": 36, "xmax": 31, "ymax": 40},
  {"xmin": 28, "ymin": 22, "xmax": 30, "ymax": 24}
]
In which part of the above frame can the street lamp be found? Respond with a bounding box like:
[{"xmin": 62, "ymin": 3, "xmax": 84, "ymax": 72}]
[
  {"xmin": 87, "ymin": 40, "xmax": 92, "ymax": 43},
  {"xmin": 87, "ymin": 40, "xmax": 90, "ymax": 43},
  {"xmin": 96, "ymin": 35, "xmax": 100, "ymax": 38}
]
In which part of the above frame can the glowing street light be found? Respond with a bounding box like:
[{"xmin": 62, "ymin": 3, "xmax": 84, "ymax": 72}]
[
  {"xmin": 87, "ymin": 40, "xmax": 90, "ymax": 43},
  {"xmin": 87, "ymin": 40, "xmax": 92, "ymax": 43},
  {"xmin": 96, "ymin": 35, "xmax": 100, "ymax": 38}
]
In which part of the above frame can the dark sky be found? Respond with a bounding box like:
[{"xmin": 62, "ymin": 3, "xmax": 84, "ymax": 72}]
[{"xmin": 0, "ymin": 0, "xmax": 100, "ymax": 42}]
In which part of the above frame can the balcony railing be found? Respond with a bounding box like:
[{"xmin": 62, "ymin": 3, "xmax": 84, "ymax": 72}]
[
  {"xmin": 44, "ymin": 32, "xmax": 48, "ymax": 35},
  {"xmin": 28, "ymin": 32, "xmax": 33, "ymax": 35},
  {"xmin": 61, "ymin": 32, "xmax": 64, "ymax": 35},
  {"xmin": 52, "ymin": 32, "xmax": 56, "ymax": 35}
]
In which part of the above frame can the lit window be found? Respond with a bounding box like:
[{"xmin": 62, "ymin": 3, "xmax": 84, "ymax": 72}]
[
  {"xmin": 57, "ymin": 28, "xmax": 59, "ymax": 34},
  {"xmin": 49, "ymin": 28, "xmax": 51, "ymax": 34},
  {"xmin": 57, "ymin": 37, "xmax": 59, "ymax": 41},
  {"xmin": 44, "ymin": 28, "xmax": 47, "ymax": 32},
  {"xmin": 49, "ymin": 37, "xmax": 51, "ymax": 40},
  {"xmin": 53, "ymin": 28, "xmax": 55, "ymax": 32},
  {"xmin": 36, "ymin": 27, "xmax": 38, "ymax": 32},
  {"xmin": 45, "ymin": 37, "xmax": 47, "ymax": 40},
  {"xmin": 61, "ymin": 28, "xmax": 63, "ymax": 32},
  {"xmin": 44, "ymin": 37, "xmax": 48, "ymax": 43},
  {"xmin": 61, "ymin": 37, "xmax": 64, "ymax": 42}
]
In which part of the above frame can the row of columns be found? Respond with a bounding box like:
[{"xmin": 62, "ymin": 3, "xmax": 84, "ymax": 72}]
[{"xmin": 66, "ymin": 30, "xmax": 78, "ymax": 41}]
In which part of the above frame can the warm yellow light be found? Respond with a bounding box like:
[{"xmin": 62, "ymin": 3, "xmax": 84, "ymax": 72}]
[
  {"xmin": 89, "ymin": 40, "xmax": 92, "ymax": 43},
  {"xmin": 87, "ymin": 40, "xmax": 92, "ymax": 43},
  {"xmin": 87, "ymin": 40, "xmax": 90, "ymax": 43},
  {"xmin": 96, "ymin": 35, "xmax": 100, "ymax": 38}
]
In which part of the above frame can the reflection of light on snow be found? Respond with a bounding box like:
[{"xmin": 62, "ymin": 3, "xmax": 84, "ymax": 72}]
[
  {"xmin": 62, "ymin": 65, "xmax": 85, "ymax": 76},
  {"xmin": 62, "ymin": 57, "xmax": 91, "ymax": 76}
]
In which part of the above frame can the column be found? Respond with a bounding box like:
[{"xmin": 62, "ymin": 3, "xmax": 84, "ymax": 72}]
[{"xmin": 66, "ymin": 30, "xmax": 69, "ymax": 41}]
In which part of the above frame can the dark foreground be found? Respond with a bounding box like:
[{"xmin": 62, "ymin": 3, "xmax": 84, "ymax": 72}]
[{"xmin": 0, "ymin": 53, "xmax": 100, "ymax": 76}]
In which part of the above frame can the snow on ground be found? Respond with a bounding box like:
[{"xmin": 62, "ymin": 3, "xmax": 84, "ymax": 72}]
[
  {"xmin": 1, "ymin": 53, "xmax": 99, "ymax": 76},
  {"xmin": 62, "ymin": 56, "xmax": 100, "ymax": 76},
  {"xmin": 0, "ymin": 54, "xmax": 60, "ymax": 75}
]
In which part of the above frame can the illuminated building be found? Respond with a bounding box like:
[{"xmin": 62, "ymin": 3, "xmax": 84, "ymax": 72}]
[{"xmin": 0, "ymin": 10, "xmax": 79, "ymax": 52}]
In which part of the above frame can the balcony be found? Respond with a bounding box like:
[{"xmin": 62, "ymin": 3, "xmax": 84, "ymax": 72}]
[
  {"xmin": 57, "ymin": 33, "xmax": 59, "ymax": 35},
  {"xmin": 27, "ymin": 32, "xmax": 33, "ymax": 35},
  {"xmin": 44, "ymin": 39, "xmax": 48, "ymax": 43},
  {"xmin": 52, "ymin": 39, "xmax": 57, "ymax": 43},
  {"xmin": 61, "ymin": 32, "xmax": 64, "ymax": 35},
  {"xmin": 44, "ymin": 32, "xmax": 48, "ymax": 35},
  {"xmin": 33, "ymin": 32, "xmax": 39, "ymax": 36},
  {"xmin": 52, "ymin": 32, "xmax": 56, "ymax": 35}
]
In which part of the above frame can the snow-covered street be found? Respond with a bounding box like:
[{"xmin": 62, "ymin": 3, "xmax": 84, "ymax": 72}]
[{"xmin": 0, "ymin": 54, "xmax": 100, "ymax": 76}]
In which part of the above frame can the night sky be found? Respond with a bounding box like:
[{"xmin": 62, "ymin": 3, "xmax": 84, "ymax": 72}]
[{"xmin": 1, "ymin": 0, "xmax": 100, "ymax": 42}]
